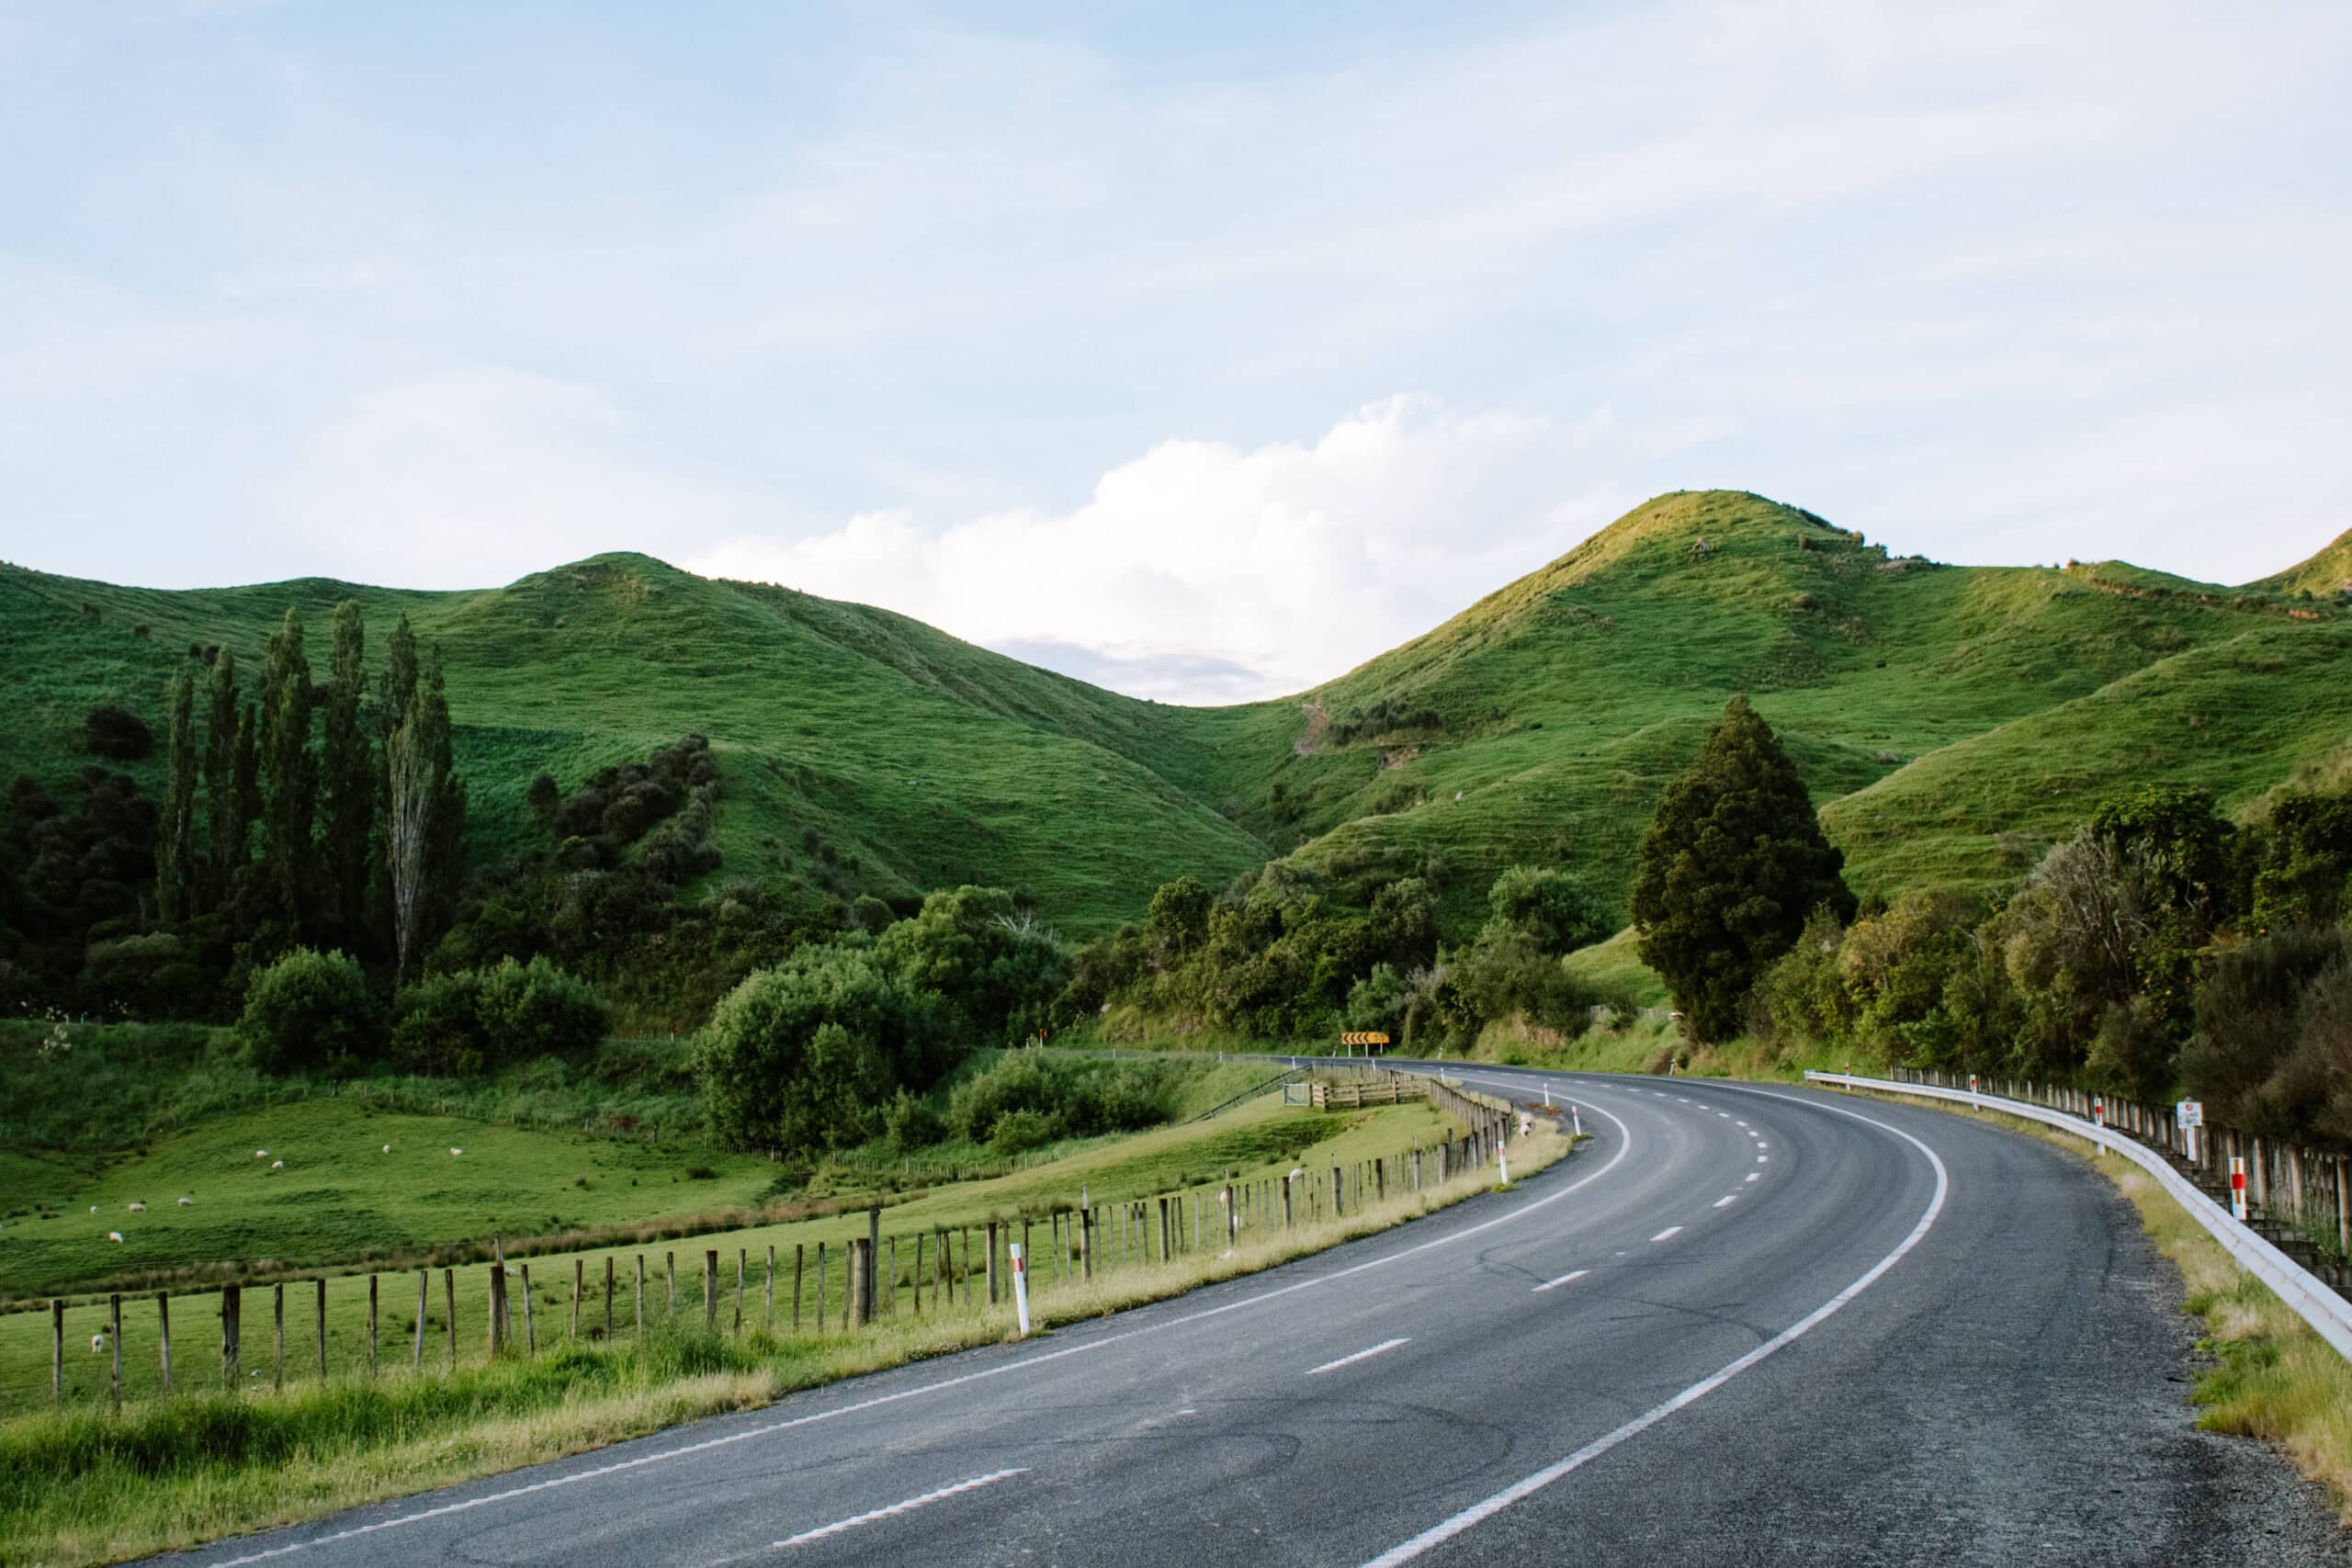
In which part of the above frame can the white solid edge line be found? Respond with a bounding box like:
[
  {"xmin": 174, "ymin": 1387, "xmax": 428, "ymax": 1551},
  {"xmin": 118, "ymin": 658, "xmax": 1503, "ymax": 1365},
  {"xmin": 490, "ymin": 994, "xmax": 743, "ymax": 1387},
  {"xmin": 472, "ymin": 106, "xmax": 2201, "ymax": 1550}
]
[
  {"xmin": 196, "ymin": 1085, "xmax": 1645, "ymax": 1567},
  {"xmin": 1306, "ymin": 1337, "xmax": 1412, "ymax": 1376},
  {"xmin": 1532, "ymin": 1269, "xmax": 1589, "ymax": 1293},
  {"xmin": 1356, "ymin": 1094, "xmax": 1951, "ymax": 1568},
  {"xmin": 775, "ymin": 1468, "xmax": 1030, "ymax": 1548},
  {"xmin": 1649, "ymin": 1225, "xmax": 1683, "ymax": 1241}
]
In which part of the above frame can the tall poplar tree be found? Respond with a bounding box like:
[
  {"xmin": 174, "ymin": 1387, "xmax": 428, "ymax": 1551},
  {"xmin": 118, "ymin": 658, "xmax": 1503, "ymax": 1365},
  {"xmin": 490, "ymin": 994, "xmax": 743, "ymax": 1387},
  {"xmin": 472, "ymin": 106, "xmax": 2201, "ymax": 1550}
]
[
  {"xmin": 232, "ymin": 697, "xmax": 262, "ymax": 897},
  {"xmin": 1630, "ymin": 695, "xmax": 1855, "ymax": 1043},
  {"xmin": 322, "ymin": 601, "xmax": 375, "ymax": 937},
  {"xmin": 386, "ymin": 641, "xmax": 463, "ymax": 980},
  {"xmin": 157, "ymin": 670, "xmax": 198, "ymax": 924},
  {"xmin": 258, "ymin": 608, "xmax": 316, "ymax": 931},
  {"xmin": 203, "ymin": 648, "xmax": 243, "ymax": 907}
]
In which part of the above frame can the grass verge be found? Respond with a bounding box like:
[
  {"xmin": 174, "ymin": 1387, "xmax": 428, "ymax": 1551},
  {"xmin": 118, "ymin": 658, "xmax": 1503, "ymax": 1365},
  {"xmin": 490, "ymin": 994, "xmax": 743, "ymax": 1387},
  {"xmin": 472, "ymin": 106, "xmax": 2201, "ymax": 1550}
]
[
  {"xmin": 0, "ymin": 1124, "xmax": 1571, "ymax": 1567},
  {"xmin": 1836, "ymin": 1089, "xmax": 2352, "ymax": 1521}
]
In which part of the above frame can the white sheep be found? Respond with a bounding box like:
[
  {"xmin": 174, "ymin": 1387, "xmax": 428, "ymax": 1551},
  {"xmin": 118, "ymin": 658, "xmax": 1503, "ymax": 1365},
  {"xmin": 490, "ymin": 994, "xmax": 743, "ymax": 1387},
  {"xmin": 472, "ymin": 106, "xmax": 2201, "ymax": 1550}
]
[
  {"xmin": 254, "ymin": 1149, "xmax": 267, "ymax": 1158},
  {"xmin": 449, "ymin": 1147, "xmax": 463, "ymax": 1156},
  {"xmin": 382, "ymin": 1144, "xmax": 391, "ymax": 1154},
  {"xmin": 91, "ymin": 1333, "xmax": 107, "ymax": 1353},
  {"xmin": 107, "ymin": 1230, "xmax": 123, "ymax": 1243},
  {"xmin": 177, "ymin": 1196, "xmax": 192, "ymax": 1206},
  {"xmin": 89, "ymin": 1204, "xmax": 97, "ymax": 1213},
  {"xmin": 128, "ymin": 1201, "xmax": 145, "ymax": 1213},
  {"xmin": 270, "ymin": 1159, "xmax": 284, "ymax": 1169}
]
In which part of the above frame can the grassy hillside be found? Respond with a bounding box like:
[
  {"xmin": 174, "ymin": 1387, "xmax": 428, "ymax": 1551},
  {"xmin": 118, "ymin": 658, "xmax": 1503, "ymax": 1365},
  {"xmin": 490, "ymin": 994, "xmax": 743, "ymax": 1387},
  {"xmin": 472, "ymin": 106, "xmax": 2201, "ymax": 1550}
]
[
  {"xmin": 0, "ymin": 555, "xmax": 1269, "ymax": 936},
  {"xmin": 6, "ymin": 491, "xmax": 2347, "ymax": 953}
]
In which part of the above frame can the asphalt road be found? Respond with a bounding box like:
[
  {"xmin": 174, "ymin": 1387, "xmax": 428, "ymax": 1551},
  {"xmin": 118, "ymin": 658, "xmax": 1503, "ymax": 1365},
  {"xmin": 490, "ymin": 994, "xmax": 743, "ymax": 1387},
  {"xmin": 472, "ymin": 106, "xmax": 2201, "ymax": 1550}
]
[{"xmin": 155, "ymin": 1070, "xmax": 2350, "ymax": 1567}]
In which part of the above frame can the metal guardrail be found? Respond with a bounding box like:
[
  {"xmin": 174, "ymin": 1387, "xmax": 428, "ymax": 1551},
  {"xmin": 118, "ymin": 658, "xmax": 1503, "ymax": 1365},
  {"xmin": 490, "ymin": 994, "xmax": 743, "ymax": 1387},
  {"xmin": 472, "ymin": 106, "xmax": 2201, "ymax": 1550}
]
[{"xmin": 1806, "ymin": 1071, "xmax": 2352, "ymax": 1365}]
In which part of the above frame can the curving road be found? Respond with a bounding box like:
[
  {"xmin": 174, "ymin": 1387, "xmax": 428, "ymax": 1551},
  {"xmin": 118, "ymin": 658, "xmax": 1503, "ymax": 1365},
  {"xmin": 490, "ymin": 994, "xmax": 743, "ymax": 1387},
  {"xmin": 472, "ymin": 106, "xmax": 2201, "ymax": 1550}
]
[{"xmin": 156, "ymin": 1070, "xmax": 2348, "ymax": 1567}]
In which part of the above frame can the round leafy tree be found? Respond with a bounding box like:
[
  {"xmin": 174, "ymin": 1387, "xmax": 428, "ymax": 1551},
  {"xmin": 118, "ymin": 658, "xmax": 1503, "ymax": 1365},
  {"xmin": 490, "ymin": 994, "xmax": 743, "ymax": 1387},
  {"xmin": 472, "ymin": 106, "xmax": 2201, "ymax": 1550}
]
[{"xmin": 1631, "ymin": 696, "xmax": 1855, "ymax": 1043}]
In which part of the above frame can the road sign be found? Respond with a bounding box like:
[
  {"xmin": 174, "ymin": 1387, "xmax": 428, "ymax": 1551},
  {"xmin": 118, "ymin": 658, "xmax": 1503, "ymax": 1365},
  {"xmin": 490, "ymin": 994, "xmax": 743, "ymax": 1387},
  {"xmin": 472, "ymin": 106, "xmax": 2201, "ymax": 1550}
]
[
  {"xmin": 1340, "ymin": 1032, "xmax": 1389, "ymax": 1047},
  {"xmin": 2176, "ymin": 1100, "xmax": 2203, "ymax": 1128}
]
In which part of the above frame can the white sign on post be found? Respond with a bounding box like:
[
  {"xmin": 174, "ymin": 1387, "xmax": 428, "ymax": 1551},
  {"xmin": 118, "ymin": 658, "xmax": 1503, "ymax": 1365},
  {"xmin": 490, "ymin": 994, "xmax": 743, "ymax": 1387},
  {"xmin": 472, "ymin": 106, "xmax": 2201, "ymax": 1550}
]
[{"xmin": 2176, "ymin": 1100, "xmax": 2204, "ymax": 1128}]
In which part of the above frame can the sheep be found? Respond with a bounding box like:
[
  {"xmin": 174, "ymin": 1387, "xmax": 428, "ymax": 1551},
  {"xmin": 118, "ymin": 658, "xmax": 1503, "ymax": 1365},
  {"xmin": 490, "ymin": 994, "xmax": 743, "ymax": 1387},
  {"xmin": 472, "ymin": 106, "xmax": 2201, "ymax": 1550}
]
[
  {"xmin": 449, "ymin": 1147, "xmax": 463, "ymax": 1156},
  {"xmin": 177, "ymin": 1196, "xmax": 192, "ymax": 1206},
  {"xmin": 254, "ymin": 1149, "xmax": 267, "ymax": 1158},
  {"xmin": 127, "ymin": 1201, "xmax": 145, "ymax": 1213},
  {"xmin": 107, "ymin": 1230, "xmax": 124, "ymax": 1243},
  {"xmin": 91, "ymin": 1333, "xmax": 107, "ymax": 1353},
  {"xmin": 270, "ymin": 1159, "xmax": 284, "ymax": 1169},
  {"xmin": 382, "ymin": 1144, "xmax": 391, "ymax": 1154}
]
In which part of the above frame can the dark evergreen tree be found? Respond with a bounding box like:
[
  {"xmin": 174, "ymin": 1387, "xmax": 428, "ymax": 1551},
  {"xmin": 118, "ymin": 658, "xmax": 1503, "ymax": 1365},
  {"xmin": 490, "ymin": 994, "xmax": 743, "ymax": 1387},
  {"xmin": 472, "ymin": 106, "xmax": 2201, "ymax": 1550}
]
[
  {"xmin": 157, "ymin": 669, "xmax": 198, "ymax": 924},
  {"xmin": 258, "ymin": 608, "xmax": 316, "ymax": 931},
  {"xmin": 1630, "ymin": 695, "xmax": 1855, "ymax": 1043},
  {"xmin": 202, "ymin": 647, "xmax": 242, "ymax": 907},
  {"xmin": 322, "ymin": 601, "xmax": 374, "ymax": 937}
]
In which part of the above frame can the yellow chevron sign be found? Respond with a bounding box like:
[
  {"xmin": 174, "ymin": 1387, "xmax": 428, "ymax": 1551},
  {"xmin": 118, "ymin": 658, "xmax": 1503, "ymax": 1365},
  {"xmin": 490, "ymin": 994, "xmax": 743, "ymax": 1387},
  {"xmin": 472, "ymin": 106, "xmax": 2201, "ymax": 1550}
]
[{"xmin": 1340, "ymin": 1032, "xmax": 1390, "ymax": 1046}]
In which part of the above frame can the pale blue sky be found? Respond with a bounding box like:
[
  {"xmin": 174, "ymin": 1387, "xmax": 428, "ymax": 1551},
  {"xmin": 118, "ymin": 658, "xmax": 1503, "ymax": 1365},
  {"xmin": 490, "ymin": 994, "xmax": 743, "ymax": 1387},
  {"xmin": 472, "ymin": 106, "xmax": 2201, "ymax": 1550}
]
[{"xmin": 4, "ymin": 1, "xmax": 2347, "ymax": 699}]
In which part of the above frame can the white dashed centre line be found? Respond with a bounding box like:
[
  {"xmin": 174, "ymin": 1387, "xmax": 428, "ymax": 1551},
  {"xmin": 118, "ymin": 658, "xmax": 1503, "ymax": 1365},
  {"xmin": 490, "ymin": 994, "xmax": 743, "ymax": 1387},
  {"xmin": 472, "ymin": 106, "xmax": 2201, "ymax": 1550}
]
[
  {"xmin": 1650, "ymin": 1226, "xmax": 1684, "ymax": 1242},
  {"xmin": 1745, "ymin": 1173, "xmax": 1761, "ymax": 1183},
  {"xmin": 1307, "ymin": 1338, "xmax": 1412, "ymax": 1376},
  {"xmin": 1532, "ymin": 1269, "xmax": 1590, "ymax": 1293},
  {"xmin": 775, "ymin": 1468, "xmax": 1030, "ymax": 1549},
  {"xmin": 1713, "ymin": 1195, "xmax": 1737, "ymax": 1208}
]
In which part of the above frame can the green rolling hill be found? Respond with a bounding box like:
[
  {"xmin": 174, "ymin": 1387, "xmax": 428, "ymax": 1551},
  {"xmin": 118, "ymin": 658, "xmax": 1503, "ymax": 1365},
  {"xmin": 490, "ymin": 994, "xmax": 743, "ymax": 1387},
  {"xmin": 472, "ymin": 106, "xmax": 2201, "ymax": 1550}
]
[{"xmin": 6, "ymin": 491, "xmax": 2347, "ymax": 949}]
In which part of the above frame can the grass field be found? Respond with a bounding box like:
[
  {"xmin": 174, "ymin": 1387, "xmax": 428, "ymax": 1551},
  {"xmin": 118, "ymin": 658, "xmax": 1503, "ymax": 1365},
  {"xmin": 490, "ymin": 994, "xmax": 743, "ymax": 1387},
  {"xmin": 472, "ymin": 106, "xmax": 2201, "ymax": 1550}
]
[
  {"xmin": 0, "ymin": 1088, "xmax": 1462, "ymax": 1414},
  {"xmin": 7, "ymin": 491, "xmax": 2348, "ymax": 956}
]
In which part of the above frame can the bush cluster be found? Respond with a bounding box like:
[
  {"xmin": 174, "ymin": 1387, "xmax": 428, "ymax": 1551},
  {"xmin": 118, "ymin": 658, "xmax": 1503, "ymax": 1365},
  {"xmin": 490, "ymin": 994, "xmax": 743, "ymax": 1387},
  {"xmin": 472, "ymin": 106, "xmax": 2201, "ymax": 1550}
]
[{"xmin": 390, "ymin": 957, "xmax": 613, "ymax": 1077}]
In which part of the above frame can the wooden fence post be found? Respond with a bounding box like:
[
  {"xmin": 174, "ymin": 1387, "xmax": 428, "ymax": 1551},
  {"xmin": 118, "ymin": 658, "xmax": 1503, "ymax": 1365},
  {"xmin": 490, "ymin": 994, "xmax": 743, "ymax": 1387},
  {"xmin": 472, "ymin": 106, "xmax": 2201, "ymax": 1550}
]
[
  {"xmin": 666, "ymin": 1252, "xmax": 676, "ymax": 1319},
  {"xmin": 848, "ymin": 1240, "xmax": 869, "ymax": 1329},
  {"xmin": 223, "ymin": 1285, "xmax": 243, "ymax": 1389},
  {"xmin": 606, "ymin": 1257, "xmax": 616, "ymax": 1342},
  {"xmin": 571, "ymin": 1260, "xmax": 582, "ymax": 1340},
  {"xmin": 704, "ymin": 1250, "xmax": 718, "ymax": 1330},
  {"xmin": 110, "ymin": 1294, "xmax": 122, "ymax": 1413},
  {"xmin": 315, "ymin": 1278, "xmax": 327, "ymax": 1379},
  {"xmin": 413, "ymin": 1271, "xmax": 427, "ymax": 1369},
  {"xmin": 912, "ymin": 1235, "xmax": 924, "ymax": 1317},
  {"xmin": 368, "ymin": 1275, "xmax": 378, "ymax": 1374},
  {"xmin": 1081, "ymin": 1208, "xmax": 1094, "ymax": 1280},
  {"xmin": 765, "ymin": 1246, "xmax": 776, "ymax": 1332},
  {"xmin": 816, "ymin": 1243, "xmax": 828, "ymax": 1331},
  {"xmin": 988, "ymin": 1222, "xmax": 1001, "ymax": 1304},
  {"xmin": 273, "ymin": 1283, "xmax": 285, "ymax": 1390},
  {"xmin": 515, "ymin": 1265, "xmax": 533, "ymax": 1356},
  {"xmin": 736, "ymin": 1249, "xmax": 746, "ymax": 1335},
  {"xmin": 51, "ymin": 1299, "xmax": 63, "ymax": 1408},
  {"xmin": 159, "ymin": 1292, "xmax": 173, "ymax": 1395},
  {"xmin": 793, "ymin": 1244, "xmax": 805, "ymax": 1331},
  {"xmin": 886, "ymin": 1236, "xmax": 898, "ymax": 1317},
  {"xmin": 635, "ymin": 1255, "xmax": 646, "ymax": 1337},
  {"xmin": 444, "ymin": 1268, "xmax": 457, "ymax": 1370}
]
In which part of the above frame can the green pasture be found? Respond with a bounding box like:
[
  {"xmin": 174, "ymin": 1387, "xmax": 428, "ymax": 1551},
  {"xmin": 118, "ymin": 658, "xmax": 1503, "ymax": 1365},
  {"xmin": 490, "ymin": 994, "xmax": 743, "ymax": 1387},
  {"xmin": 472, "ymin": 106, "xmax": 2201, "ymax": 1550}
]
[{"xmin": 0, "ymin": 1091, "xmax": 1461, "ymax": 1415}]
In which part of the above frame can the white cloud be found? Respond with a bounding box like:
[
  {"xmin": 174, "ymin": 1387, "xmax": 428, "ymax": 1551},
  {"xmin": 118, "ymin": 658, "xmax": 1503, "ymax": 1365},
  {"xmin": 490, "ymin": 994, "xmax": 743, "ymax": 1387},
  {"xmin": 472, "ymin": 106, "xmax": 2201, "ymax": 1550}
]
[{"xmin": 687, "ymin": 398, "xmax": 1619, "ymax": 704}]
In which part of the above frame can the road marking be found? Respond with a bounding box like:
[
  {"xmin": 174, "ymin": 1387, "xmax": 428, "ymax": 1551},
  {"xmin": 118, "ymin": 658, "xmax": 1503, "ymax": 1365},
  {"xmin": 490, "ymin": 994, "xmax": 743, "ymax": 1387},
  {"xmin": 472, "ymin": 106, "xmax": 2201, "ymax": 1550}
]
[
  {"xmin": 1307, "ymin": 1337, "xmax": 1411, "ymax": 1375},
  {"xmin": 1532, "ymin": 1269, "xmax": 1589, "ymax": 1293},
  {"xmin": 1758, "ymin": 1156, "xmax": 1769, "ymax": 1164},
  {"xmin": 1356, "ymin": 1100, "xmax": 1951, "ymax": 1568},
  {"xmin": 1745, "ymin": 1173, "xmax": 1760, "ymax": 1183},
  {"xmin": 775, "ymin": 1469, "xmax": 1029, "ymax": 1548},
  {"xmin": 1713, "ymin": 1195, "xmax": 1736, "ymax": 1208},
  {"xmin": 201, "ymin": 1085, "xmax": 1639, "ymax": 1568},
  {"xmin": 1649, "ymin": 1225, "xmax": 1683, "ymax": 1242}
]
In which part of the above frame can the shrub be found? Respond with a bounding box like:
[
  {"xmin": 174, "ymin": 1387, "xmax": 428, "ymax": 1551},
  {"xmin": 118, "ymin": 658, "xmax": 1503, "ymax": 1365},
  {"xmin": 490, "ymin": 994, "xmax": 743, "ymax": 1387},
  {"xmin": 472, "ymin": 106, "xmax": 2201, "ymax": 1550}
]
[
  {"xmin": 692, "ymin": 945, "xmax": 933, "ymax": 1152},
  {"xmin": 391, "ymin": 958, "xmax": 610, "ymax": 1076},
  {"xmin": 883, "ymin": 1089, "xmax": 947, "ymax": 1151},
  {"xmin": 988, "ymin": 1107, "xmax": 1058, "ymax": 1156},
  {"xmin": 237, "ymin": 948, "xmax": 377, "ymax": 1074},
  {"xmin": 82, "ymin": 705, "xmax": 153, "ymax": 761},
  {"xmin": 1486, "ymin": 865, "xmax": 1611, "ymax": 955}
]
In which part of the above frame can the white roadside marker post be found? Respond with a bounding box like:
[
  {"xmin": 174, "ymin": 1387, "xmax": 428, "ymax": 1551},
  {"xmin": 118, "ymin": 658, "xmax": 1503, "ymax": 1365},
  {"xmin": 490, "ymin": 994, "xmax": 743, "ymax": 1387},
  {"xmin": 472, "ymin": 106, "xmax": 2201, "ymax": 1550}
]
[
  {"xmin": 2231, "ymin": 1157, "xmax": 2248, "ymax": 1222},
  {"xmin": 1009, "ymin": 1243, "xmax": 1031, "ymax": 1337},
  {"xmin": 1968, "ymin": 1073, "xmax": 1979, "ymax": 1109},
  {"xmin": 2093, "ymin": 1096, "xmax": 2106, "ymax": 1131},
  {"xmin": 1497, "ymin": 1134, "xmax": 1510, "ymax": 1188},
  {"xmin": 1570, "ymin": 1106, "xmax": 1583, "ymax": 1138},
  {"xmin": 1543, "ymin": 1084, "xmax": 1552, "ymax": 1108}
]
